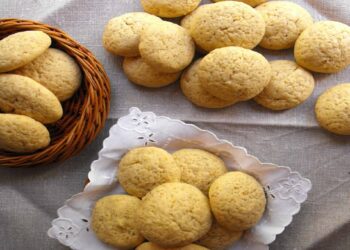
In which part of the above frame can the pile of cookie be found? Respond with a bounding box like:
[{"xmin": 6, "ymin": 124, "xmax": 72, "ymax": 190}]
[
  {"xmin": 0, "ymin": 31, "xmax": 82, "ymax": 153},
  {"xmin": 103, "ymin": 0, "xmax": 350, "ymax": 136},
  {"xmin": 91, "ymin": 147, "xmax": 266, "ymax": 250}
]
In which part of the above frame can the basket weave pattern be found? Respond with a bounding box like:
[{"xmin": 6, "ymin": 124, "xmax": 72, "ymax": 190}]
[{"xmin": 0, "ymin": 19, "xmax": 111, "ymax": 167}]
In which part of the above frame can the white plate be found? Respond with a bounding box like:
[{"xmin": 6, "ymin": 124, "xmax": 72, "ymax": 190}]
[{"xmin": 48, "ymin": 107, "xmax": 312, "ymax": 250}]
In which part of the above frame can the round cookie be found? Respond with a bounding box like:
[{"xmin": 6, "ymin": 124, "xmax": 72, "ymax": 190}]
[
  {"xmin": 139, "ymin": 21, "xmax": 195, "ymax": 73},
  {"xmin": 123, "ymin": 57, "xmax": 181, "ymax": 88},
  {"xmin": 118, "ymin": 147, "xmax": 181, "ymax": 198},
  {"xmin": 92, "ymin": 195, "xmax": 144, "ymax": 248},
  {"xmin": 137, "ymin": 182, "xmax": 212, "ymax": 247},
  {"xmin": 141, "ymin": 0, "xmax": 201, "ymax": 18},
  {"xmin": 256, "ymin": 1, "xmax": 313, "ymax": 50},
  {"xmin": 315, "ymin": 83, "xmax": 350, "ymax": 135},
  {"xmin": 172, "ymin": 148, "xmax": 228, "ymax": 193},
  {"xmin": 103, "ymin": 12, "xmax": 161, "ymax": 57},
  {"xmin": 13, "ymin": 48, "xmax": 82, "ymax": 101},
  {"xmin": 181, "ymin": 60, "xmax": 236, "ymax": 108},
  {"xmin": 136, "ymin": 242, "xmax": 209, "ymax": 250},
  {"xmin": 198, "ymin": 46, "xmax": 271, "ymax": 102},
  {"xmin": 209, "ymin": 171, "xmax": 266, "ymax": 231},
  {"xmin": 212, "ymin": 0, "xmax": 266, "ymax": 8},
  {"xmin": 181, "ymin": 4, "xmax": 211, "ymax": 31},
  {"xmin": 189, "ymin": 1, "xmax": 265, "ymax": 52},
  {"xmin": 197, "ymin": 220, "xmax": 243, "ymax": 250},
  {"xmin": 294, "ymin": 21, "xmax": 350, "ymax": 73},
  {"xmin": 0, "ymin": 31, "xmax": 51, "ymax": 73},
  {"xmin": 254, "ymin": 60, "xmax": 315, "ymax": 110}
]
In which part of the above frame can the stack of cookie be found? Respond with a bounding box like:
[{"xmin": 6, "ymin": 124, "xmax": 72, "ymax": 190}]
[
  {"xmin": 0, "ymin": 31, "xmax": 82, "ymax": 153},
  {"xmin": 91, "ymin": 146, "xmax": 266, "ymax": 250}
]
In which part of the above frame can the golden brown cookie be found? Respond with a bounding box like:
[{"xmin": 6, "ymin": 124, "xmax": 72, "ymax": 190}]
[
  {"xmin": 315, "ymin": 83, "xmax": 350, "ymax": 135},
  {"xmin": 254, "ymin": 60, "xmax": 315, "ymax": 110},
  {"xmin": 256, "ymin": 1, "xmax": 313, "ymax": 50},
  {"xmin": 13, "ymin": 48, "xmax": 82, "ymax": 101},
  {"xmin": 139, "ymin": 21, "xmax": 195, "ymax": 73},
  {"xmin": 118, "ymin": 147, "xmax": 181, "ymax": 198},
  {"xmin": 189, "ymin": 1, "xmax": 265, "ymax": 52},
  {"xmin": 0, "ymin": 31, "xmax": 51, "ymax": 73},
  {"xmin": 141, "ymin": 0, "xmax": 201, "ymax": 18},
  {"xmin": 92, "ymin": 195, "xmax": 144, "ymax": 248},
  {"xmin": 103, "ymin": 12, "xmax": 161, "ymax": 57},
  {"xmin": 212, "ymin": 0, "xmax": 266, "ymax": 7},
  {"xmin": 209, "ymin": 172, "xmax": 266, "ymax": 231},
  {"xmin": 137, "ymin": 183, "xmax": 212, "ymax": 247},
  {"xmin": 136, "ymin": 242, "xmax": 209, "ymax": 250},
  {"xmin": 198, "ymin": 46, "xmax": 271, "ymax": 102},
  {"xmin": 173, "ymin": 148, "xmax": 227, "ymax": 193},
  {"xmin": 0, "ymin": 114, "xmax": 50, "ymax": 153},
  {"xmin": 123, "ymin": 57, "xmax": 181, "ymax": 88},
  {"xmin": 294, "ymin": 21, "xmax": 350, "ymax": 73}
]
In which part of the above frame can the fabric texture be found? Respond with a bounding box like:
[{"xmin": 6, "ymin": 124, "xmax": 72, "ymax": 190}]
[{"xmin": 0, "ymin": 0, "xmax": 349, "ymax": 249}]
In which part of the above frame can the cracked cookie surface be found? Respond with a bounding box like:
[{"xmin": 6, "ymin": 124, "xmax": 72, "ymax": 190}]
[
  {"xmin": 212, "ymin": 0, "xmax": 266, "ymax": 7},
  {"xmin": 141, "ymin": 0, "xmax": 201, "ymax": 18}
]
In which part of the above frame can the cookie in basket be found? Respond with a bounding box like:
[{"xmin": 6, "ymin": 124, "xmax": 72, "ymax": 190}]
[
  {"xmin": 0, "ymin": 30, "xmax": 51, "ymax": 73},
  {"xmin": 173, "ymin": 148, "xmax": 227, "ymax": 193},
  {"xmin": 137, "ymin": 182, "xmax": 212, "ymax": 247},
  {"xmin": 91, "ymin": 195, "xmax": 144, "ymax": 248},
  {"xmin": 141, "ymin": 0, "xmax": 201, "ymax": 18},
  {"xmin": 136, "ymin": 242, "xmax": 209, "ymax": 250},
  {"xmin": 118, "ymin": 147, "xmax": 181, "ymax": 198},
  {"xmin": 13, "ymin": 48, "xmax": 82, "ymax": 101},
  {"xmin": 209, "ymin": 171, "xmax": 266, "ymax": 231}
]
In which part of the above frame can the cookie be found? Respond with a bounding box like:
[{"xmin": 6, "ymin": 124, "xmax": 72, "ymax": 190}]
[
  {"xmin": 0, "ymin": 74, "xmax": 63, "ymax": 124},
  {"xmin": 141, "ymin": 0, "xmax": 201, "ymax": 18},
  {"xmin": 139, "ymin": 21, "xmax": 195, "ymax": 73},
  {"xmin": 212, "ymin": 0, "xmax": 266, "ymax": 7},
  {"xmin": 315, "ymin": 83, "xmax": 350, "ymax": 135},
  {"xmin": 136, "ymin": 242, "xmax": 209, "ymax": 250},
  {"xmin": 118, "ymin": 147, "xmax": 181, "ymax": 198},
  {"xmin": 189, "ymin": 1, "xmax": 265, "ymax": 52},
  {"xmin": 294, "ymin": 21, "xmax": 350, "ymax": 73},
  {"xmin": 198, "ymin": 46, "xmax": 271, "ymax": 102},
  {"xmin": 0, "ymin": 114, "xmax": 50, "ymax": 153},
  {"xmin": 137, "ymin": 182, "xmax": 212, "ymax": 247},
  {"xmin": 123, "ymin": 57, "xmax": 181, "ymax": 88},
  {"xmin": 197, "ymin": 220, "xmax": 243, "ymax": 250},
  {"xmin": 256, "ymin": 1, "xmax": 313, "ymax": 50},
  {"xmin": 0, "ymin": 31, "xmax": 51, "ymax": 73},
  {"xmin": 172, "ymin": 148, "xmax": 227, "ymax": 193},
  {"xmin": 180, "ymin": 60, "xmax": 235, "ymax": 108},
  {"xmin": 92, "ymin": 195, "xmax": 144, "ymax": 248},
  {"xmin": 209, "ymin": 171, "xmax": 266, "ymax": 231},
  {"xmin": 254, "ymin": 60, "xmax": 315, "ymax": 110},
  {"xmin": 13, "ymin": 48, "xmax": 82, "ymax": 101},
  {"xmin": 103, "ymin": 12, "xmax": 161, "ymax": 57}
]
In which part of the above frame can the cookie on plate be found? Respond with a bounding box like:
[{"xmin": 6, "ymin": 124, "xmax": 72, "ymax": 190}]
[
  {"xmin": 0, "ymin": 31, "xmax": 51, "ymax": 73},
  {"xmin": 141, "ymin": 0, "xmax": 201, "ymax": 18},
  {"xmin": 254, "ymin": 60, "xmax": 315, "ymax": 110},
  {"xmin": 173, "ymin": 148, "xmax": 227, "ymax": 193},
  {"xmin": 180, "ymin": 60, "xmax": 236, "ymax": 108},
  {"xmin": 103, "ymin": 12, "xmax": 161, "ymax": 57},
  {"xmin": 294, "ymin": 21, "xmax": 350, "ymax": 73},
  {"xmin": 118, "ymin": 147, "xmax": 181, "ymax": 198},
  {"xmin": 136, "ymin": 242, "xmax": 209, "ymax": 250},
  {"xmin": 139, "ymin": 21, "xmax": 195, "ymax": 73},
  {"xmin": 13, "ymin": 48, "xmax": 82, "ymax": 101},
  {"xmin": 315, "ymin": 83, "xmax": 350, "ymax": 135},
  {"xmin": 198, "ymin": 46, "xmax": 271, "ymax": 102},
  {"xmin": 123, "ymin": 57, "xmax": 181, "ymax": 88},
  {"xmin": 209, "ymin": 172, "xmax": 266, "ymax": 231},
  {"xmin": 189, "ymin": 1, "xmax": 265, "ymax": 52},
  {"xmin": 92, "ymin": 195, "xmax": 144, "ymax": 248},
  {"xmin": 212, "ymin": 0, "xmax": 266, "ymax": 7},
  {"xmin": 256, "ymin": 1, "xmax": 313, "ymax": 50},
  {"xmin": 137, "ymin": 182, "xmax": 212, "ymax": 247},
  {"xmin": 197, "ymin": 220, "xmax": 243, "ymax": 250}
]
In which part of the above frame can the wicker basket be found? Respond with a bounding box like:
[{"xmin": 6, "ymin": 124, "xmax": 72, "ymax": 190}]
[{"xmin": 0, "ymin": 18, "xmax": 111, "ymax": 167}]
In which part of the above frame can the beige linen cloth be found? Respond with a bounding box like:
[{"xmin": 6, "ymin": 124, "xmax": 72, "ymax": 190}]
[{"xmin": 0, "ymin": 0, "xmax": 349, "ymax": 249}]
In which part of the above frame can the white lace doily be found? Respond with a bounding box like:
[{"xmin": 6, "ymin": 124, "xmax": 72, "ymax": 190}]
[{"xmin": 48, "ymin": 107, "xmax": 312, "ymax": 250}]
